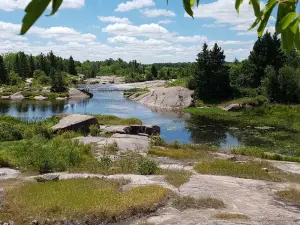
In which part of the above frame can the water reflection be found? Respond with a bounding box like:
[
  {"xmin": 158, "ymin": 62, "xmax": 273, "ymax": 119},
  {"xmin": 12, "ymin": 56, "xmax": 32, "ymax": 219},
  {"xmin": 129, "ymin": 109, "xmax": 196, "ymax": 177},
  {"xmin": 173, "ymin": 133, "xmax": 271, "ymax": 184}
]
[{"xmin": 0, "ymin": 88, "xmax": 258, "ymax": 149}]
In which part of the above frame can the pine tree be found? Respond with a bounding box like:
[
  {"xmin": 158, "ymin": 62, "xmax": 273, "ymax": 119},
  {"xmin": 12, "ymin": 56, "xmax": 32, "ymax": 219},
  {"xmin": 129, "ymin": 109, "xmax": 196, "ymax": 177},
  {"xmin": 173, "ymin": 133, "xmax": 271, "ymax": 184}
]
[
  {"xmin": 37, "ymin": 53, "xmax": 50, "ymax": 75},
  {"xmin": 68, "ymin": 56, "xmax": 77, "ymax": 75},
  {"xmin": 247, "ymin": 32, "xmax": 286, "ymax": 87},
  {"xmin": 14, "ymin": 54, "xmax": 20, "ymax": 75},
  {"xmin": 18, "ymin": 52, "xmax": 29, "ymax": 78},
  {"xmin": 48, "ymin": 51, "xmax": 57, "ymax": 70},
  {"xmin": 151, "ymin": 65, "xmax": 158, "ymax": 79},
  {"xmin": 29, "ymin": 54, "xmax": 35, "ymax": 76},
  {"xmin": 0, "ymin": 55, "xmax": 8, "ymax": 84},
  {"xmin": 194, "ymin": 43, "xmax": 231, "ymax": 101}
]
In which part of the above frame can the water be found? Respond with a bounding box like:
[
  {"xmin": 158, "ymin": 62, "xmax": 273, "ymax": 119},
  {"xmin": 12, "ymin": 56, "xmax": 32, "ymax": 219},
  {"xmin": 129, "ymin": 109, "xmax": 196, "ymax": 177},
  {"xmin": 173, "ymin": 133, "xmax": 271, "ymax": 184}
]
[{"xmin": 0, "ymin": 86, "xmax": 272, "ymax": 149}]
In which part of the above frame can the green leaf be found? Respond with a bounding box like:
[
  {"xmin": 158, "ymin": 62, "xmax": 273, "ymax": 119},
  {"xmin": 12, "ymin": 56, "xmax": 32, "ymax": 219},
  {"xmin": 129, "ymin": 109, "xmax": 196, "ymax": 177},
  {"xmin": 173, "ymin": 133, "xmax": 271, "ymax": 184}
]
[
  {"xmin": 21, "ymin": 0, "xmax": 51, "ymax": 35},
  {"xmin": 235, "ymin": 0, "xmax": 243, "ymax": 13},
  {"xmin": 250, "ymin": 0, "xmax": 260, "ymax": 18},
  {"xmin": 257, "ymin": 2, "xmax": 276, "ymax": 36},
  {"xmin": 294, "ymin": 28, "xmax": 300, "ymax": 50},
  {"xmin": 183, "ymin": 0, "xmax": 194, "ymax": 18},
  {"xmin": 248, "ymin": 17, "xmax": 261, "ymax": 30},
  {"xmin": 264, "ymin": 0, "xmax": 278, "ymax": 15},
  {"xmin": 281, "ymin": 29, "xmax": 294, "ymax": 51},
  {"xmin": 49, "ymin": 0, "xmax": 63, "ymax": 16},
  {"xmin": 196, "ymin": 0, "xmax": 200, "ymax": 6},
  {"xmin": 276, "ymin": 3, "xmax": 296, "ymax": 34},
  {"xmin": 289, "ymin": 17, "xmax": 299, "ymax": 34},
  {"xmin": 280, "ymin": 12, "xmax": 298, "ymax": 30}
]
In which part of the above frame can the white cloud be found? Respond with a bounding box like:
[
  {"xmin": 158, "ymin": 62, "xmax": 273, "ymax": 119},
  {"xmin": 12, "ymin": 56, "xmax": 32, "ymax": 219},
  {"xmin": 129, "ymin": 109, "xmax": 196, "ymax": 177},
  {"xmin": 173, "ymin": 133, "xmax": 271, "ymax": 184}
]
[
  {"xmin": 174, "ymin": 35, "xmax": 207, "ymax": 43},
  {"xmin": 209, "ymin": 40, "xmax": 254, "ymax": 45},
  {"xmin": 0, "ymin": 0, "xmax": 84, "ymax": 11},
  {"xmin": 102, "ymin": 23, "xmax": 169, "ymax": 38},
  {"xmin": 107, "ymin": 35, "xmax": 170, "ymax": 46},
  {"xmin": 115, "ymin": 0, "xmax": 155, "ymax": 12},
  {"xmin": 98, "ymin": 16, "xmax": 131, "ymax": 24},
  {"xmin": 157, "ymin": 19, "xmax": 175, "ymax": 24},
  {"xmin": 140, "ymin": 9, "xmax": 176, "ymax": 17}
]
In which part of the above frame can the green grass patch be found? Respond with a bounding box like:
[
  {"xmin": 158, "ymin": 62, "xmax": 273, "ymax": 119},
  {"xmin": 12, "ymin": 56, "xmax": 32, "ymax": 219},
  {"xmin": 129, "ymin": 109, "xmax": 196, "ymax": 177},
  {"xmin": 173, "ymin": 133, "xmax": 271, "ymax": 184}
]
[
  {"xmin": 172, "ymin": 196, "xmax": 225, "ymax": 211},
  {"xmin": 149, "ymin": 148, "xmax": 207, "ymax": 160},
  {"xmin": 22, "ymin": 92, "xmax": 68, "ymax": 100},
  {"xmin": 162, "ymin": 169, "xmax": 192, "ymax": 188},
  {"xmin": 185, "ymin": 104, "xmax": 300, "ymax": 132},
  {"xmin": 276, "ymin": 188, "xmax": 300, "ymax": 204},
  {"xmin": 232, "ymin": 146, "xmax": 300, "ymax": 163},
  {"xmin": 221, "ymin": 95, "xmax": 268, "ymax": 106},
  {"xmin": 194, "ymin": 160, "xmax": 282, "ymax": 182},
  {"xmin": 214, "ymin": 213, "xmax": 250, "ymax": 220},
  {"xmin": 0, "ymin": 179, "xmax": 170, "ymax": 224},
  {"xmin": 124, "ymin": 88, "xmax": 149, "ymax": 97},
  {"xmin": 167, "ymin": 79, "xmax": 186, "ymax": 88},
  {"xmin": 94, "ymin": 115, "xmax": 142, "ymax": 125}
]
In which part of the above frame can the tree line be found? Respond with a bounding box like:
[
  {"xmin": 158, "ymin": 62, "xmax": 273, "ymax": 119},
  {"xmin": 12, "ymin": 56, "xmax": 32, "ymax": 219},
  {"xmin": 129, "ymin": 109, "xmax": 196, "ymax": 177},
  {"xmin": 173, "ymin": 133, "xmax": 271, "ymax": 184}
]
[{"xmin": 191, "ymin": 32, "xmax": 300, "ymax": 104}]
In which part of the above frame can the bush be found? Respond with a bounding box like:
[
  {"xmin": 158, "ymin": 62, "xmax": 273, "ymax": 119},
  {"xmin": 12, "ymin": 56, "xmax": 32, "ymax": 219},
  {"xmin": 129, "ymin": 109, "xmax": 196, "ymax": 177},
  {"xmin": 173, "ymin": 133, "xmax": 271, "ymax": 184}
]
[
  {"xmin": 8, "ymin": 72, "xmax": 23, "ymax": 86},
  {"xmin": 89, "ymin": 124, "xmax": 100, "ymax": 136},
  {"xmin": 136, "ymin": 158, "xmax": 158, "ymax": 175},
  {"xmin": 263, "ymin": 65, "xmax": 300, "ymax": 103},
  {"xmin": 33, "ymin": 70, "xmax": 51, "ymax": 86}
]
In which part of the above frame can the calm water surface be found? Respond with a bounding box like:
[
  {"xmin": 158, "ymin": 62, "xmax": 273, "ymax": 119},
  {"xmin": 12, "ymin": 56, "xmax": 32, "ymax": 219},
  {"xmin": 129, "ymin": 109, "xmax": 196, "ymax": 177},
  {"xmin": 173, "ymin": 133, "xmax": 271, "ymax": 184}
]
[{"xmin": 0, "ymin": 85, "xmax": 274, "ymax": 149}]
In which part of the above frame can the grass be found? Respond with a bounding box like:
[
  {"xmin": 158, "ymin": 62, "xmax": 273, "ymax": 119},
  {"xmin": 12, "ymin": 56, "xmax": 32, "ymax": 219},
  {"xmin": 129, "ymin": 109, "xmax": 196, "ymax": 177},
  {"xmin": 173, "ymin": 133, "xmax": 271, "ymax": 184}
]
[
  {"xmin": 172, "ymin": 196, "xmax": 225, "ymax": 211},
  {"xmin": 124, "ymin": 88, "xmax": 149, "ymax": 97},
  {"xmin": 214, "ymin": 213, "xmax": 250, "ymax": 220},
  {"xmin": 185, "ymin": 104, "xmax": 300, "ymax": 132},
  {"xmin": 276, "ymin": 188, "xmax": 300, "ymax": 204},
  {"xmin": 22, "ymin": 91, "xmax": 69, "ymax": 100},
  {"xmin": 93, "ymin": 115, "xmax": 142, "ymax": 125},
  {"xmin": 149, "ymin": 148, "xmax": 207, "ymax": 160},
  {"xmin": 194, "ymin": 160, "xmax": 282, "ymax": 182},
  {"xmin": 167, "ymin": 79, "xmax": 187, "ymax": 88},
  {"xmin": 162, "ymin": 169, "xmax": 192, "ymax": 188},
  {"xmin": 0, "ymin": 178, "xmax": 170, "ymax": 224},
  {"xmin": 232, "ymin": 146, "xmax": 300, "ymax": 163},
  {"xmin": 220, "ymin": 95, "xmax": 268, "ymax": 106}
]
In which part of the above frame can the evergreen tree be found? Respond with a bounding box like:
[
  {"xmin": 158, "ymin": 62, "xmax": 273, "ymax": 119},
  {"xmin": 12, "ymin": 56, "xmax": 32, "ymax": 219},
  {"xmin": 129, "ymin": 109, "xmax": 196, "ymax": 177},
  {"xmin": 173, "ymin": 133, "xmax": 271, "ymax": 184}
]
[
  {"xmin": 37, "ymin": 53, "xmax": 50, "ymax": 75},
  {"xmin": 14, "ymin": 54, "xmax": 20, "ymax": 75},
  {"xmin": 247, "ymin": 32, "xmax": 286, "ymax": 87},
  {"xmin": 194, "ymin": 43, "xmax": 231, "ymax": 101},
  {"xmin": 48, "ymin": 51, "xmax": 57, "ymax": 70},
  {"xmin": 51, "ymin": 71, "xmax": 66, "ymax": 92},
  {"xmin": 151, "ymin": 65, "xmax": 158, "ymax": 79},
  {"xmin": 18, "ymin": 52, "xmax": 29, "ymax": 78},
  {"xmin": 0, "ymin": 55, "xmax": 8, "ymax": 84},
  {"xmin": 29, "ymin": 54, "xmax": 35, "ymax": 76},
  {"xmin": 68, "ymin": 56, "xmax": 77, "ymax": 75}
]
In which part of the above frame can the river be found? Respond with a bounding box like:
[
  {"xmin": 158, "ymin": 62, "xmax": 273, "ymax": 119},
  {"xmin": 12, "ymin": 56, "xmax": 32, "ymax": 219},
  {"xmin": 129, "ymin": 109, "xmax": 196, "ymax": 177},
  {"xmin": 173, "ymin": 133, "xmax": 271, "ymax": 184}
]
[{"xmin": 0, "ymin": 86, "xmax": 279, "ymax": 150}]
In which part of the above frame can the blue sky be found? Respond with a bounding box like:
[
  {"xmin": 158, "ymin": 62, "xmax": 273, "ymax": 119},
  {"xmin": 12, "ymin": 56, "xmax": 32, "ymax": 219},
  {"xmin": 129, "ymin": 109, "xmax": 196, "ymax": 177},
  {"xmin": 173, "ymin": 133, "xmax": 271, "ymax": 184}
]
[{"xmin": 0, "ymin": 0, "xmax": 275, "ymax": 63}]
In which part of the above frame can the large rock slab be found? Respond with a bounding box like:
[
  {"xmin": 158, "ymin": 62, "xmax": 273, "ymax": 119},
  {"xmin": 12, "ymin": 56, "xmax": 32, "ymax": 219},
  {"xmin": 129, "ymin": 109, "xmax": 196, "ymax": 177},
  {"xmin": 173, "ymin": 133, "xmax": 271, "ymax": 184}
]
[
  {"xmin": 75, "ymin": 134, "xmax": 150, "ymax": 153},
  {"xmin": 10, "ymin": 92, "xmax": 25, "ymax": 100},
  {"xmin": 131, "ymin": 86, "xmax": 194, "ymax": 109},
  {"xmin": 0, "ymin": 168, "xmax": 20, "ymax": 180},
  {"xmin": 68, "ymin": 88, "xmax": 90, "ymax": 99},
  {"xmin": 101, "ymin": 125, "xmax": 160, "ymax": 136},
  {"xmin": 34, "ymin": 95, "xmax": 48, "ymax": 100},
  {"xmin": 52, "ymin": 114, "xmax": 98, "ymax": 133}
]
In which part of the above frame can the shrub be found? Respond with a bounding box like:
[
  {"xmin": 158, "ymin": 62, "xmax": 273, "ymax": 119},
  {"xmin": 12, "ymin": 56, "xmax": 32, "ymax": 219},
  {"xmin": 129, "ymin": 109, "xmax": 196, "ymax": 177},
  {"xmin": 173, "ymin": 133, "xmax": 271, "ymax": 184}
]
[
  {"xmin": 89, "ymin": 124, "xmax": 100, "ymax": 136},
  {"xmin": 172, "ymin": 196, "xmax": 225, "ymax": 211},
  {"xmin": 136, "ymin": 158, "xmax": 158, "ymax": 175},
  {"xmin": 8, "ymin": 72, "xmax": 23, "ymax": 86}
]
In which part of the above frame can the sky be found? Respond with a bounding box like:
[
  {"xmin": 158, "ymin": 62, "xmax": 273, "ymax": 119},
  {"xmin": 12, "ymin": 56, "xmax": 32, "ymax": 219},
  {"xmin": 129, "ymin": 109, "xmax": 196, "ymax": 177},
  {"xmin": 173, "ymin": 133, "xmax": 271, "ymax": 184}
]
[{"xmin": 0, "ymin": 0, "xmax": 276, "ymax": 63}]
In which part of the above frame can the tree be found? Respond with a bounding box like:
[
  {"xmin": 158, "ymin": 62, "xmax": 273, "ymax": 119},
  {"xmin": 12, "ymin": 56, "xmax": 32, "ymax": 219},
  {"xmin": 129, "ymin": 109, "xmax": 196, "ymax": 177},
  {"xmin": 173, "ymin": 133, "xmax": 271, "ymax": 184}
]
[
  {"xmin": 48, "ymin": 51, "xmax": 57, "ymax": 70},
  {"xmin": 29, "ymin": 54, "xmax": 35, "ymax": 76},
  {"xmin": 68, "ymin": 56, "xmax": 77, "ymax": 75},
  {"xmin": 194, "ymin": 43, "xmax": 231, "ymax": 101},
  {"xmin": 37, "ymin": 53, "xmax": 50, "ymax": 75},
  {"xmin": 263, "ymin": 65, "xmax": 300, "ymax": 103},
  {"xmin": 151, "ymin": 65, "xmax": 158, "ymax": 79},
  {"xmin": 247, "ymin": 32, "xmax": 286, "ymax": 87},
  {"xmin": 0, "ymin": 55, "xmax": 8, "ymax": 84},
  {"xmin": 51, "ymin": 71, "xmax": 66, "ymax": 92},
  {"xmin": 18, "ymin": 52, "xmax": 30, "ymax": 78},
  {"xmin": 14, "ymin": 54, "xmax": 20, "ymax": 75}
]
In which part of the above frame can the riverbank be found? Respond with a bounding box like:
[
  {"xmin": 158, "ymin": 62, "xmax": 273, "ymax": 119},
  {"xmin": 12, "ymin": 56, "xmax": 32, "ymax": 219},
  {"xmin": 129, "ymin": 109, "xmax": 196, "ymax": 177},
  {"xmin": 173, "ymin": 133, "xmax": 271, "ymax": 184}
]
[{"xmin": 1, "ymin": 114, "xmax": 300, "ymax": 224}]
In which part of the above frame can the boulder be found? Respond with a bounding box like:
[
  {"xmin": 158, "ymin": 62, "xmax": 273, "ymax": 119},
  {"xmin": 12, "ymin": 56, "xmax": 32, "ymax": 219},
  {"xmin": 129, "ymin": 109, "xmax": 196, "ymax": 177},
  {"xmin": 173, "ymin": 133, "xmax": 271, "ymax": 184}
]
[
  {"xmin": 10, "ymin": 92, "xmax": 24, "ymax": 100},
  {"xmin": 68, "ymin": 88, "xmax": 90, "ymax": 99},
  {"xmin": 131, "ymin": 86, "xmax": 194, "ymax": 109},
  {"xmin": 36, "ymin": 174, "xmax": 60, "ymax": 183},
  {"xmin": 100, "ymin": 125, "xmax": 160, "ymax": 136},
  {"xmin": 52, "ymin": 114, "xmax": 98, "ymax": 133},
  {"xmin": 1, "ymin": 96, "xmax": 10, "ymax": 99},
  {"xmin": 56, "ymin": 97, "xmax": 68, "ymax": 100},
  {"xmin": 75, "ymin": 134, "xmax": 150, "ymax": 153},
  {"xmin": 34, "ymin": 95, "xmax": 48, "ymax": 100},
  {"xmin": 223, "ymin": 103, "xmax": 242, "ymax": 111}
]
